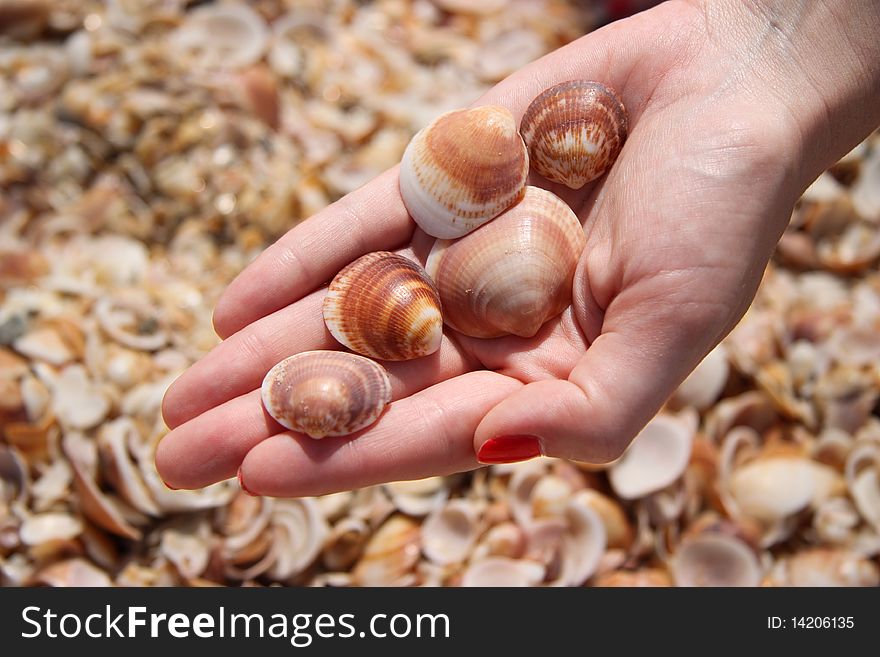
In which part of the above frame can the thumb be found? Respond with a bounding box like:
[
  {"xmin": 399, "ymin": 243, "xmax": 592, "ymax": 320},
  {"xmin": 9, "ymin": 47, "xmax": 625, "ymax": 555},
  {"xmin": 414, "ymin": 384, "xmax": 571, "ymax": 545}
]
[{"xmin": 473, "ymin": 309, "xmax": 726, "ymax": 465}]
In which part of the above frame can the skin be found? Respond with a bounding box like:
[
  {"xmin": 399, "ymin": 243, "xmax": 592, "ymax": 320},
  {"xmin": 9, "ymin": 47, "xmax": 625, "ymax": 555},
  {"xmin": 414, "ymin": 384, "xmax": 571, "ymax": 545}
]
[{"xmin": 157, "ymin": 0, "xmax": 880, "ymax": 497}]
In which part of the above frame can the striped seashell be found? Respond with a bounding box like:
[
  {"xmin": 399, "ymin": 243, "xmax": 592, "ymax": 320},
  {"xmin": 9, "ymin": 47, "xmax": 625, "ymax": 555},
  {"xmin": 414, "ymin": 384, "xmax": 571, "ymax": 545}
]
[
  {"xmin": 399, "ymin": 105, "xmax": 529, "ymax": 239},
  {"xmin": 520, "ymin": 80, "xmax": 628, "ymax": 189},
  {"xmin": 323, "ymin": 251, "xmax": 443, "ymax": 361},
  {"xmin": 426, "ymin": 186, "xmax": 585, "ymax": 338},
  {"xmin": 261, "ymin": 351, "xmax": 392, "ymax": 439}
]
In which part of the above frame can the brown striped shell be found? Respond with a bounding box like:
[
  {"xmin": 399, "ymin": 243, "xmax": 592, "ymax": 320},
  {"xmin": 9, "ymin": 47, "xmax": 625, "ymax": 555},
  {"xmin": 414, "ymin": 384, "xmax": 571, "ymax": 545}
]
[
  {"xmin": 399, "ymin": 105, "xmax": 529, "ymax": 239},
  {"xmin": 323, "ymin": 251, "xmax": 443, "ymax": 361},
  {"xmin": 520, "ymin": 80, "xmax": 628, "ymax": 189},
  {"xmin": 261, "ymin": 351, "xmax": 391, "ymax": 439},
  {"xmin": 425, "ymin": 186, "xmax": 586, "ymax": 338}
]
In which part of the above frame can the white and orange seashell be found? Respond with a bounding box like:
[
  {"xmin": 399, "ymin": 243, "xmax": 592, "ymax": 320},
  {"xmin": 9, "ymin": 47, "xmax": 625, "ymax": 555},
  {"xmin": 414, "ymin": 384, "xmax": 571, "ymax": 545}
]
[
  {"xmin": 399, "ymin": 105, "xmax": 529, "ymax": 239},
  {"xmin": 426, "ymin": 186, "xmax": 585, "ymax": 338},
  {"xmin": 520, "ymin": 80, "xmax": 628, "ymax": 189},
  {"xmin": 261, "ymin": 351, "xmax": 392, "ymax": 439},
  {"xmin": 323, "ymin": 251, "xmax": 443, "ymax": 360},
  {"xmin": 323, "ymin": 252, "xmax": 443, "ymax": 361}
]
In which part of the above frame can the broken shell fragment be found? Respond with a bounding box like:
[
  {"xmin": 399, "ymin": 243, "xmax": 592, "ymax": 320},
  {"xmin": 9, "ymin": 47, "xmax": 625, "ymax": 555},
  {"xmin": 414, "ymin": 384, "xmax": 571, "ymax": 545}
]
[
  {"xmin": 353, "ymin": 515, "xmax": 421, "ymax": 586},
  {"xmin": 399, "ymin": 105, "xmax": 529, "ymax": 239},
  {"xmin": 520, "ymin": 80, "xmax": 628, "ymax": 189},
  {"xmin": 670, "ymin": 534, "xmax": 762, "ymax": 587},
  {"xmin": 421, "ymin": 499, "xmax": 482, "ymax": 565},
  {"xmin": 171, "ymin": 4, "xmax": 269, "ymax": 70},
  {"xmin": 608, "ymin": 413, "xmax": 695, "ymax": 500},
  {"xmin": 323, "ymin": 252, "xmax": 443, "ymax": 361},
  {"xmin": 261, "ymin": 351, "xmax": 392, "ymax": 439},
  {"xmin": 767, "ymin": 548, "xmax": 880, "ymax": 586},
  {"xmin": 461, "ymin": 557, "xmax": 545, "ymax": 587},
  {"xmin": 426, "ymin": 186, "xmax": 585, "ymax": 338}
]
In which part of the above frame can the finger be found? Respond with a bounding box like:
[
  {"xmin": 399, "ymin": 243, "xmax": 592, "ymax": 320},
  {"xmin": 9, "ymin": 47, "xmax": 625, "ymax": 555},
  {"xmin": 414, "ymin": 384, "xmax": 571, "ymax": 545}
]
[
  {"xmin": 213, "ymin": 6, "xmax": 684, "ymax": 338},
  {"xmin": 163, "ymin": 288, "xmax": 330, "ymax": 429},
  {"xmin": 237, "ymin": 371, "xmax": 523, "ymax": 497},
  {"xmin": 212, "ymin": 167, "xmax": 413, "ymax": 338},
  {"xmin": 157, "ymin": 355, "xmax": 485, "ymax": 490},
  {"xmin": 473, "ymin": 290, "xmax": 727, "ymax": 464},
  {"xmin": 163, "ymin": 247, "xmax": 476, "ymax": 429}
]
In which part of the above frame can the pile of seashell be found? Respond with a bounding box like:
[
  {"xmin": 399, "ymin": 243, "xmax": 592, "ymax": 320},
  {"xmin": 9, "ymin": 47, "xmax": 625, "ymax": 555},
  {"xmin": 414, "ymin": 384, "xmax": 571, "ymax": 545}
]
[
  {"xmin": 2, "ymin": 0, "xmax": 880, "ymax": 587},
  {"xmin": 262, "ymin": 81, "xmax": 625, "ymax": 437}
]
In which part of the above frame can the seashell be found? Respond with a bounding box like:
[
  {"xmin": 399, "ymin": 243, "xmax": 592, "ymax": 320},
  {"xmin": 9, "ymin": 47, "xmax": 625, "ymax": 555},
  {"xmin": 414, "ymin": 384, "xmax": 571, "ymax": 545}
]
[
  {"xmin": 353, "ymin": 515, "xmax": 421, "ymax": 586},
  {"xmin": 426, "ymin": 186, "xmax": 585, "ymax": 338},
  {"xmin": 850, "ymin": 141, "xmax": 880, "ymax": 220},
  {"xmin": 530, "ymin": 474, "xmax": 575, "ymax": 519},
  {"xmin": 236, "ymin": 64, "xmax": 280, "ymax": 130},
  {"xmin": 19, "ymin": 512, "xmax": 83, "ymax": 546},
  {"xmin": 506, "ymin": 460, "xmax": 550, "ymax": 527},
  {"xmin": 50, "ymin": 364, "xmax": 110, "ymax": 430},
  {"xmin": 35, "ymin": 559, "xmax": 113, "ymax": 588},
  {"xmin": 670, "ymin": 534, "xmax": 763, "ymax": 587},
  {"xmin": 323, "ymin": 517, "xmax": 370, "ymax": 571},
  {"xmin": 768, "ymin": 548, "xmax": 880, "ymax": 587},
  {"xmin": 62, "ymin": 432, "xmax": 142, "ymax": 541},
  {"xmin": 475, "ymin": 29, "xmax": 546, "ymax": 83},
  {"xmin": 161, "ymin": 525, "xmax": 210, "ymax": 580},
  {"xmin": 171, "ymin": 4, "xmax": 269, "ymax": 70},
  {"xmin": 726, "ymin": 455, "xmax": 843, "ymax": 524},
  {"xmin": 399, "ymin": 105, "xmax": 529, "ymax": 239},
  {"xmin": 98, "ymin": 418, "xmax": 162, "ymax": 516},
  {"xmin": 384, "ymin": 476, "xmax": 451, "ymax": 517},
  {"xmin": 672, "ymin": 344, "xmax": 730, "ymax": 410},
  {"xmin": 845, "ymin": 442, "xmax": 880, "ymax": 530},
  {"xmin": 0, "ymin": 1, "xmax": 50, "ymax": 41},
  {"xmin": 266, "ymin": 499, "xmax": 328, "ymax": 582},
  {"xmin": 94, "ymin": 294, "xmax": 168, "ymax": 352},
  {"xmin": 31, "ymin": 461, "xmax": 72, "ymax": 510},
  {"xmin": 261, "ymin": 351, "xmax": 392, "ymax": 439},
  {"xmin": 576, "ymin": 489, "xmax": 634, "ymax": 550},
  {"xmin": 608, "ymin": 413, "xmax": 695, "ymax": 500},
  {"xmin": 316, "ymin": 491, "xmax": 354, "ymax": 522},
  {"xmin": 421, "ymin": 499, "xmax": 482, "ymax": 565},
  {"xmin": 520, "ymin": 80, "xmax": 628, "ymax": 189},
  {"xmin": 472, "ymin": 522, "xmax": 526, "ymax": 560},
  {"xmin": 594, "ymin": 568, "xmax": 673, "ymax": 587},
  {"xmin": 812, "ymin": 497, "xmax": 860, "ymax": 544},
  {"xmin": 13, "ymin": 327, "xmax": 74, "ymax": 365},
  {"xmin": 431, "ymin": 0, "xmax": 509, "ymax": 14},
  {"xmin": 461, "ymin": 557, "xmax": 545, "ymax": 587},
  {"xmin": 323, "ymin": 252, "xmax": 443, "ymax": 361},
  {"xmin": 550, "ymin": 495, "xmax": 607, "ymax": 586}
]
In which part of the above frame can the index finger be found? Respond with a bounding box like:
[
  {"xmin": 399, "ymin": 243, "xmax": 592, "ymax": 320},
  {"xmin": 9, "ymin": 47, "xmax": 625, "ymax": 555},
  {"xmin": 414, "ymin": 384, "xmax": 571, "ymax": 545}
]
[{"xmin": 212, "ymin": 167, "xmax": 413, "ymax": 338}]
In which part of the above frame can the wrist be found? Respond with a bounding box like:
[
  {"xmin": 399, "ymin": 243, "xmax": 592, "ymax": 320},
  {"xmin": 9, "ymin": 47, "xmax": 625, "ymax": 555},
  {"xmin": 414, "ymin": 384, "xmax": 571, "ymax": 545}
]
[{"xmin": 700, "ymin": 0, "xmax": 880, "ymax": 187}]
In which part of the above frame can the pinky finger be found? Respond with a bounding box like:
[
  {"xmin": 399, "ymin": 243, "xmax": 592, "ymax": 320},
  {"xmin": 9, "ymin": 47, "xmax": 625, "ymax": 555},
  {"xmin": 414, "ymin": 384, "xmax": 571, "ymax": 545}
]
[{"xmin": 238, "ymin": 371, "xmax": 522, "ymax": 497}]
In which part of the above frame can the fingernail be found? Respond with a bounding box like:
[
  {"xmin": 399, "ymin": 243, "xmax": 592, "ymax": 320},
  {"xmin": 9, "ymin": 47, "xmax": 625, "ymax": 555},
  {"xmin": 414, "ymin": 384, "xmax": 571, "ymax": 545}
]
[
  {"xmin": 237, "ymin": 468, "xmax": 258, "ymax": 497},
  {"xmin": 477, "ymin": 435, "xmax": 542, "ymax": 464},
  {"xmin": 162, "ymin": 479, "xmax": 179, "ymax": 491}
]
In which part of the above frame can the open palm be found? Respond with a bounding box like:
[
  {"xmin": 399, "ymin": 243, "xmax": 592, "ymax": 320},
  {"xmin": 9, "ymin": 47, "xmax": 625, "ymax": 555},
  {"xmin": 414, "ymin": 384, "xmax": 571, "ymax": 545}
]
[{"xmin": 157, "ymin": 1, "xmax": 808, "ymax": 497}]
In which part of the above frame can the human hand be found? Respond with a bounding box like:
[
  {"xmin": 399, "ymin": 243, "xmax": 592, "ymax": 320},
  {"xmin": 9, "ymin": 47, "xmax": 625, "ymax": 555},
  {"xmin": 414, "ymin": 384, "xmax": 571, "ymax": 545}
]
[{"xmin": 157, "ymin": 0, "xmax": 880, "ymax": 496}]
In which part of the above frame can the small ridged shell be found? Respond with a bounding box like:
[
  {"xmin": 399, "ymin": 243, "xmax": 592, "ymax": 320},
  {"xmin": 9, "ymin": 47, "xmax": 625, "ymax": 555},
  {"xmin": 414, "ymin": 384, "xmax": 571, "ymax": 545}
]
[
  {"xmin": 260, "ymin": 351, "xmax": 392, "ymax": 439},
  {"xmin": 520, "ymin": 80, "xmax": 628, "ymax": 189},
  {"xmin": 399, "ymin": 105, "xmax": 529, "ymax": 239},
  {"xmin": 426, "ymin": 186, "xmax": 585, "ymax": 338},
  {"xmin": 323, "ymin": 252, "xmax": 443, "ymax": 361}
]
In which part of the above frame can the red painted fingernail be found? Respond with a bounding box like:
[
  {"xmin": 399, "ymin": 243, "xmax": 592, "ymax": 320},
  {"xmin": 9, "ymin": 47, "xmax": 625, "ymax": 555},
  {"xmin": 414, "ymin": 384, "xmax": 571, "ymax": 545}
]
[
  {"xmin": 477, "ymin": 435, "xmax": 542, "ymax": 464},
  {"xmin": 237, "ymin": 468, "xmax": 258, "ymax": 497}
]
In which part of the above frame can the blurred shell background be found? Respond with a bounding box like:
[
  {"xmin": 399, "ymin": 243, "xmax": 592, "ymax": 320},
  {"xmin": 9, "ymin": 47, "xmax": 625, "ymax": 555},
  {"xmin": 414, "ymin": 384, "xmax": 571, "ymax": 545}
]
[{"xmin": 1, "ymin": 0, "xmax": 879, "ymax": 587}]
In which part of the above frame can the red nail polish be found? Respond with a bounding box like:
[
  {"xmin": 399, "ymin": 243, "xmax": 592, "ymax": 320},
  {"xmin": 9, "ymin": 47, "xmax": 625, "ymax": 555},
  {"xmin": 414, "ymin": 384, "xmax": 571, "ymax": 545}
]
[
  {"xmin": 477, "ymin": 435, "xmax": 542, "ymax": 464},
  {"xmin": 237, "ymin": 468, "xmax": 258, "ymax": 496}
]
